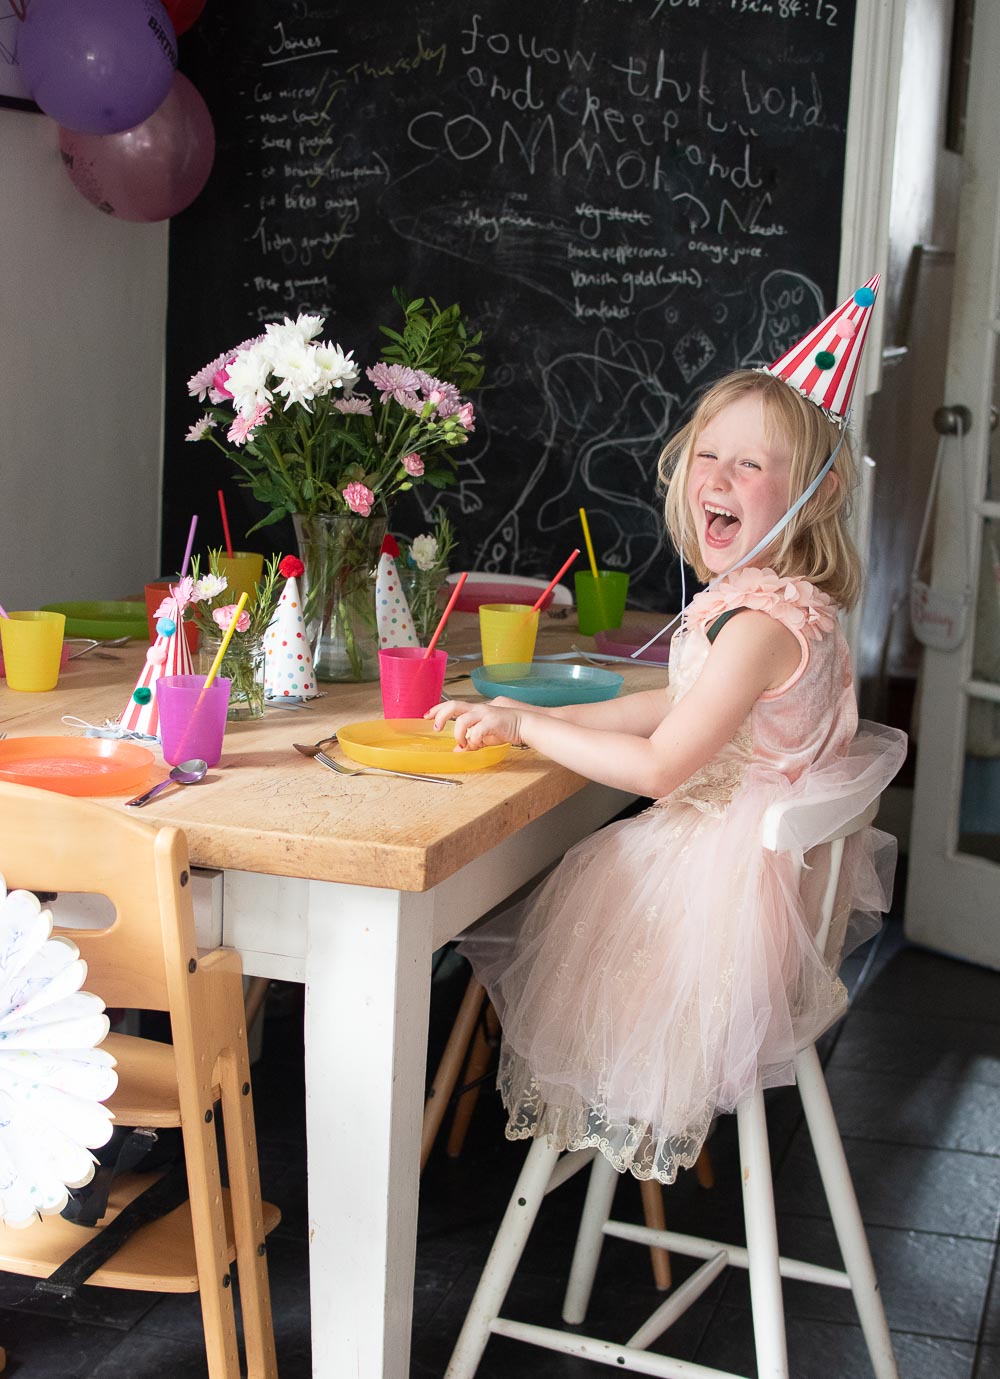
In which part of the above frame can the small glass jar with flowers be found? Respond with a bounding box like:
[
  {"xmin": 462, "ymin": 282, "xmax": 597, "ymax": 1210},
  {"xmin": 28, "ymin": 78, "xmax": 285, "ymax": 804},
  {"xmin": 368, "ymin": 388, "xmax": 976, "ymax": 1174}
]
[
  {"xmin": 397, "ymin": 511, "xmax": 457, "ymax": 646},
  {"xmin": 186, "ymin": 552, "xmax": 284, "ymax": 720}
]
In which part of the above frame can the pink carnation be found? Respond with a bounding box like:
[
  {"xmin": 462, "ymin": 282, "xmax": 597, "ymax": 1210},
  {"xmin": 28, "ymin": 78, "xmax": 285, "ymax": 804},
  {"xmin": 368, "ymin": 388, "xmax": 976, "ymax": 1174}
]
[
  {"xmin": 213, "ymin": 604, "xmax": 251, "ymax": 634},
  {"xmin": 401, "ymin": 452, "xmax": 424, "ymax": 477},
  {"xmin": 457, "ymin": 402, "xmax": 476, "ymax": 431},
  {"xmin": 343, "ymin": 481, "xmax": 376, "ymax": 516},
  {"xmin": 213, "ymin": 363, "xmax": 234, "ymax": 399}
]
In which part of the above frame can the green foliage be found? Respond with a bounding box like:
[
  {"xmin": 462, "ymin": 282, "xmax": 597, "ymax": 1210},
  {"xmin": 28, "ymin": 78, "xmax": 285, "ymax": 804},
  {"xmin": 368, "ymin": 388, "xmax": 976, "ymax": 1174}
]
[{"xmin": 379, "ymin": 288, "xmax": 485, "ymax": 395}]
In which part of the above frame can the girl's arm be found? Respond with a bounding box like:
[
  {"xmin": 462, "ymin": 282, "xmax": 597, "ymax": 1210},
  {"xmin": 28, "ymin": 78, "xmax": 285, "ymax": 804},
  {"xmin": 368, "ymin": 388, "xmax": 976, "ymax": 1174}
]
[
  {"xmin": 429, "ymin": 611, "xmax": 800, "ymax": 798},
  {"xmin": 491, "ymin": 685, "xmax": 669, "ymax": 737}
]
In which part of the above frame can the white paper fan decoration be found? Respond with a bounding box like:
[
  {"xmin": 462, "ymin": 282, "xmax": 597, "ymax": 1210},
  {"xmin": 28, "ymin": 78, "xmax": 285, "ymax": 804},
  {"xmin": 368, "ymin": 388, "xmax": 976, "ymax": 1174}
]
[{"xmin": 0, "ymin": 877, "xmax": 118, "ymax": 1228}]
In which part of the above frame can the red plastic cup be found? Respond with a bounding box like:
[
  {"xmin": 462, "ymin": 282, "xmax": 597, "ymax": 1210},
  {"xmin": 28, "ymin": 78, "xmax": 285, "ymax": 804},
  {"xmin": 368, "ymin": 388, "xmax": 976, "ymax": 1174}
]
[
  {"xmin": 379, "ymin": 647, "xmax": 447, "ymax": 719},
  {"xmin": 156, "ymin": 674, "xmax": 231, "ymax": 766},
  {"xmin": 144, "ymin": 581, "xmax": 199, "ymax": 653}
]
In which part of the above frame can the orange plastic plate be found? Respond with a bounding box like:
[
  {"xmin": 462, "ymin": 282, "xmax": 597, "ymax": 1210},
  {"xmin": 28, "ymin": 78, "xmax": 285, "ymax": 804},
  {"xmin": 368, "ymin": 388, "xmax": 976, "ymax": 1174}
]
[
  {"xmin": 0, "ymin": 737, "xmax": 156, "ymax": 796},
  {"xmin": 336, "ymin": 719, "xmax": 511, "ymax": 775}
]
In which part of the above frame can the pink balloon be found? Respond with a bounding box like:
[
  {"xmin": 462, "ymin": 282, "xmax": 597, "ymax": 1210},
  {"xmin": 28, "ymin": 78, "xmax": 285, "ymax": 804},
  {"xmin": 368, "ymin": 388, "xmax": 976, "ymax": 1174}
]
[{"xmin": 58, "ymin": 71, "xmax": 215, "ymax": 223}]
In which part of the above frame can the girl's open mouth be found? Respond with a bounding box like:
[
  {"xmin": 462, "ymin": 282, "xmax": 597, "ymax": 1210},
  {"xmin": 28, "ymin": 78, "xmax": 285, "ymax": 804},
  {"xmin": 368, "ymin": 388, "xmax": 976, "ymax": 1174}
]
[{"xmin": 703, "ymin": 503, "xmax": 742, "ymax": 548}]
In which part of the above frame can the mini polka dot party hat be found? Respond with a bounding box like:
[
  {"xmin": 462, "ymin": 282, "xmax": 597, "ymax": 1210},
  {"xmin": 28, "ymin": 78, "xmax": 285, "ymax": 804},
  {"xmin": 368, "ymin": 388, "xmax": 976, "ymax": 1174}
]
[
  {"xmin": 763, "ymin": 274, "xmax": 879, "ymax": 424},
  {"xmin": 120, "ymin": 593, "xmax": 195, "ymax": 738},
  {"xmin": 264, "ymin": 556, "xmax": 318, "ymax": 700},
  {"xmin": 376, "ymin": 535, "xmax": 419, "ymax": 648}
]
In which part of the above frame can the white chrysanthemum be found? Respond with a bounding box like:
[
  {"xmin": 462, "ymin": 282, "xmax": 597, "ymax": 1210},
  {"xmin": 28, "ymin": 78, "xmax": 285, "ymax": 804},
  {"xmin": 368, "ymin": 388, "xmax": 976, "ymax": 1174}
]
[
  {"xmin": 293, "ymin": 312, "xmax": 325, "ymax": 342},
  {"xmin": 225, "ymin": 346, "xmax": 273, "ymax": 418},
  {"xmin": 271, "ymin": 340, "xmax": 323, "ymax": 409},
  {"xmin": 0, "ymin": 878, "xmax": 117, "ymax": 1229},
  {"xmin": 262, "ymin": 312, "xmax": 324, "ymax": 358},
  {"xmin": 191, "ymin": 574, "xmax": 227, "ymax": 602},
  {"xmin": 313, "ymin": 343, "xmax": 359, "ymax": 396},
  {"xmin": 411, "ymin": 534, "xmax": 439, "ymax": 571}
]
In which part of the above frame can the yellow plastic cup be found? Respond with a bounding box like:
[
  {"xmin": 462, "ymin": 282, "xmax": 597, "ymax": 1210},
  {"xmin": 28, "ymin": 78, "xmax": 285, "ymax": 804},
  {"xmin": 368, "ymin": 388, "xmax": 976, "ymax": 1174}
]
[
  {"xmin": 479, "ymin": 603, "xmax": 539, "ymax": 666},
  {"xmin": 217, "ymin": 552, "xmax": 264, "ymax": 607},
  {"xmin": 0, "ymin": 610, "xmax": 66, "ymax": 691}
]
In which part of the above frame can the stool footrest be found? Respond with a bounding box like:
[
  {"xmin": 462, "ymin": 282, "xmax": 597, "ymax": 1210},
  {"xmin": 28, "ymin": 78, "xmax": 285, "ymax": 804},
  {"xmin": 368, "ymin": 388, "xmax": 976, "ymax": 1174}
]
[
  {"xmin": 602, "ymin": 1219, "xmax": 852, "ymax": 1289},
  {"xmin": 491, "ymin": 1316, "xmax": 749, "ymax": 1378}
]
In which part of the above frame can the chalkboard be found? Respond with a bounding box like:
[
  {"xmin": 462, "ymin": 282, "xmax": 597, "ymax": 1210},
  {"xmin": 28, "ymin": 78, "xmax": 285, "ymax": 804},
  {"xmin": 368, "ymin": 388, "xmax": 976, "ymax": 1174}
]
[{"xmin": 163, "ymin": 0, "xmax": 857, "ymax": 609}]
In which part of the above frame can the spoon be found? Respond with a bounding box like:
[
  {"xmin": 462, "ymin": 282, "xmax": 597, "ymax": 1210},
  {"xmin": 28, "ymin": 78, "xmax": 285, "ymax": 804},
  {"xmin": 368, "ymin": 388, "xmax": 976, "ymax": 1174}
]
[
  {"xmin": 68, "ymin": 636, "xmax": 131, "ymax": 660},
  {"xmin": 124, "ymin": 758, "xmax": 208, "ymax": 808}
]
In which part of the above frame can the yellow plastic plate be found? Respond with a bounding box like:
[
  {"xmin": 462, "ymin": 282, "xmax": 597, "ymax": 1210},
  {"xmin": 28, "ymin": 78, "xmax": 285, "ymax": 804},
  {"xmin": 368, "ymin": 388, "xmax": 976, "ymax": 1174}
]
[{"xmin": 336, "ymin": 719, "xmax": 512, "ymax": 775}]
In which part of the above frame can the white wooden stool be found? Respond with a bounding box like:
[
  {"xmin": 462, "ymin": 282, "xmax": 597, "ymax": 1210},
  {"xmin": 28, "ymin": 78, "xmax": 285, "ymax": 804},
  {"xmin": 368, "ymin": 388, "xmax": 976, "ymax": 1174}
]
[{"xmin": 444, "ymin": 791, "xmax": 900, "ymax": 1379}]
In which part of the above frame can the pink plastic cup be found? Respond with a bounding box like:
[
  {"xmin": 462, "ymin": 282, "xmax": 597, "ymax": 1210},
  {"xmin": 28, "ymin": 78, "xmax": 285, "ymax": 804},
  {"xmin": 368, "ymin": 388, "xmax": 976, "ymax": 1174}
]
[
  {"xmin": 156, "ymin": 674, "xmax": 231, "ymax": 767},
  {"xmin": 379, "ymin": 647, "xmax": 447, "ymax": 719}
]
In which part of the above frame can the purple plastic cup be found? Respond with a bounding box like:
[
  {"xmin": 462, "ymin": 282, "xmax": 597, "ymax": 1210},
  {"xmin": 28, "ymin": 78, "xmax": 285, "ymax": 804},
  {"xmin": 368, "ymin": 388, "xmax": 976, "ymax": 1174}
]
[
  {"xmin": 157, "ymin": 674, "xmax": 231, "ymax": 767},
  {"xmin": 379, "ymin": 647, "xmax": 447, "ymax": 719}
]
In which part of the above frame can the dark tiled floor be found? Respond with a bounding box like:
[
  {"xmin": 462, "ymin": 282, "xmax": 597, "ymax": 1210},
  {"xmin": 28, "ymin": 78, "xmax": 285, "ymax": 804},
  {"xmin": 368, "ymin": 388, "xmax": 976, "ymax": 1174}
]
[{"xmin": 5, "ymin": 867, "xmax": 1000, "ymax": 1378}]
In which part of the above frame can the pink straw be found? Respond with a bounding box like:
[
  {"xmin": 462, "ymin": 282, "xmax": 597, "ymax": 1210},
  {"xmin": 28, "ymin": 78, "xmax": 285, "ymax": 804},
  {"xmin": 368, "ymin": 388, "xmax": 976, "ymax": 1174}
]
[
  {"xmin": 0, "ymin": 604, "xmax": 8, "ymax": 619},
  {"xmin": 180, "ymin": 514, "xmax": 199, "ymax": 580},
  {"xmin": 424, "ymin": 572, "xmax": 468, "ymax": 658},
  {"xmin": 217, "ymin": 490, "xmax": 234, "ymax": 558},
  {"xmin": 529, "ymin": 548, "xmax": 580, "ymax": 613}
]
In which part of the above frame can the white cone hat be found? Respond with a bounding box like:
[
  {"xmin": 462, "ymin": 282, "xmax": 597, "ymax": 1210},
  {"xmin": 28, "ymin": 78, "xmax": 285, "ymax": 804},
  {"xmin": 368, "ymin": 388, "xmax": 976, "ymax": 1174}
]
[
  {"xmin": 264, "ymin": 570, "xmax": 318, "ymax": 700},
  {"xmin": 376, "ymin": 535, "xmax": 418, "ymax": 648},
  {"xmin": 119, "ymin": 595, "xmax": 194, "ymax": 737},
  {"xmin": 763, "ymin": 275, "xmax": 879, "ymax": 423}
]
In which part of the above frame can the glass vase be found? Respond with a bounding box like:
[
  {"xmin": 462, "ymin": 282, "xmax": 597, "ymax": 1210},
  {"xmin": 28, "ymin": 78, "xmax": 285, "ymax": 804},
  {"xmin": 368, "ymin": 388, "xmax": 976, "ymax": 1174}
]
[
  {"xmin": 197, "ymin": 633, "xmax": 266, "ymax": 720},
  {"xmin": 293, "ymin": 512, "xmax": 386, "ymax": 682},
  {"xmin": 399, "ymin": 566, "xmax": 449, "ymax": 646}
]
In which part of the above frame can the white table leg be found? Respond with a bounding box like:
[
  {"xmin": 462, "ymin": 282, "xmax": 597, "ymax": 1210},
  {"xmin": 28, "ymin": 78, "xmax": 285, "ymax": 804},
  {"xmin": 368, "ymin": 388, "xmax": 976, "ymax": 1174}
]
[{"xmin": 303, "ymin": 880, "xmax": 435, "ymax": 1379}]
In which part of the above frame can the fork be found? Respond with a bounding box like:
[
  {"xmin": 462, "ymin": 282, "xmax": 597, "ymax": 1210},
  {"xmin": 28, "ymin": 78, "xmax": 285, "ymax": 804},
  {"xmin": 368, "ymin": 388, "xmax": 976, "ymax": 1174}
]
[{"xmin": 292, "ymin": 741, "xmax": 461, "ymax": 786}]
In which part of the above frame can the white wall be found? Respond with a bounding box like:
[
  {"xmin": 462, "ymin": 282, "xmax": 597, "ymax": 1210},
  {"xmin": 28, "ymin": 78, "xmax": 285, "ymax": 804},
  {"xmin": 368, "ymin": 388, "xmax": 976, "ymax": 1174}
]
[{"xmin": 0, "ymin": 109, "xmax": 167, "ymax": 610}]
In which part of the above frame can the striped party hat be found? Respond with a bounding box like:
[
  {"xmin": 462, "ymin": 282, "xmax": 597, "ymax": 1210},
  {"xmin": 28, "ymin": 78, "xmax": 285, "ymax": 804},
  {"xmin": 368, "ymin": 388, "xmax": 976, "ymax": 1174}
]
[
  {"xmin": 764, "ymin": 275, "xmax": 879, "ymax": 424},
  {"xmin": 119, "ymin": 596, "xmax": 195, "ymax": 738}
]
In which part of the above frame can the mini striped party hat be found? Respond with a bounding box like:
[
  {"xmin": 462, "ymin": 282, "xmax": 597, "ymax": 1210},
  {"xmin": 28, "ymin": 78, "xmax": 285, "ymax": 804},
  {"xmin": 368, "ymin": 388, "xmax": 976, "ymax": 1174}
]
[{"xmin": 764, "ymin": 275, "xmax": 879, "ymax": 424}]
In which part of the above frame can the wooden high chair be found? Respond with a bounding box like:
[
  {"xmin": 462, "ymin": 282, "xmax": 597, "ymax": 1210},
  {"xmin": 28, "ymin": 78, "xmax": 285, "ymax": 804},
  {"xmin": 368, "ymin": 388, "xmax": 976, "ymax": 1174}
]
[
  {"xmin": 442, "ymin": 788, "xmax": 901, "ymax": 1379},
  {"xmin": 0, "ymin": 781, "xmax": 280, "ymax": 1379}
]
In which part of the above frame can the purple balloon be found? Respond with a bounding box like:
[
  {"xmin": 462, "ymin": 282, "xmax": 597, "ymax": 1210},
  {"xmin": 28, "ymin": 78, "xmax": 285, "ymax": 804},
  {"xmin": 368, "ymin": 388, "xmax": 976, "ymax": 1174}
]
[
  {"xmin": 20, "ymin": 0, "xmax": 177, "ymax": 135},
  {"xmin": 58, "ymin": 72, "xmax": 215, "ymax": 223}
]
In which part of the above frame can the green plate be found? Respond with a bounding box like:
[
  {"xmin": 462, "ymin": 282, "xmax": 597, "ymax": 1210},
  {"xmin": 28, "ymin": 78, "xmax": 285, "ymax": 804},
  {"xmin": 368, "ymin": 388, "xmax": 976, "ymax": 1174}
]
[{"xmin": 40, "ymin": 601, "xmax": 147, "ymax": 640}]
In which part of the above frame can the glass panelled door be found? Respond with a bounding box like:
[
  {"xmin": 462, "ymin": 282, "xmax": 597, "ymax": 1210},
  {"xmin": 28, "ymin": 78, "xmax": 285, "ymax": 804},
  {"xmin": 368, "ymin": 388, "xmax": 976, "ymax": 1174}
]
[{"xmin": 907, "ymin": 0, "xmax": 1000, "ymax": 963}]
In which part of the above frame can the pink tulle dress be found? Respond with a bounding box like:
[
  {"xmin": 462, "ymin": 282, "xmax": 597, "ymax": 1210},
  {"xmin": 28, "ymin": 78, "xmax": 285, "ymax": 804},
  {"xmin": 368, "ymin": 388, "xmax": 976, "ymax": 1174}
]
[{"xmin": 459, "ymin": 568, "xmax": 907, "ymax": 1184}]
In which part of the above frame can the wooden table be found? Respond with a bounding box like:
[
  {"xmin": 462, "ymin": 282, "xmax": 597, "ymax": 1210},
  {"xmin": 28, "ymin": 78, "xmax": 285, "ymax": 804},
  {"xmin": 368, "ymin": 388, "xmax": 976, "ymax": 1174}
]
[{"xmin": 0, "ymin": 610, "xmax": 668, "ymax": 1379}]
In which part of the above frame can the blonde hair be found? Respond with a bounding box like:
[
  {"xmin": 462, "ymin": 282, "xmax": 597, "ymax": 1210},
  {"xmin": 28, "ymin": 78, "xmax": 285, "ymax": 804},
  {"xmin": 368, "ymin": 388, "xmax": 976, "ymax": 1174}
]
[{"xmin": 658, "ymin": 370, "xmax": 862, "ymax": 610}]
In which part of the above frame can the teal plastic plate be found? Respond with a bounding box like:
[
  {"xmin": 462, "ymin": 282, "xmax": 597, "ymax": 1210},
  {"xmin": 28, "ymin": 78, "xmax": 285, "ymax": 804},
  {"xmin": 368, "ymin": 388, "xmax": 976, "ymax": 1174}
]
[
  {"xmin": 40, "ymin": 601, "xmax": 147, "ymax": 640},
  {"xmin": 470, "ymin": 661, "xmax": 623, "ymax": 706}
]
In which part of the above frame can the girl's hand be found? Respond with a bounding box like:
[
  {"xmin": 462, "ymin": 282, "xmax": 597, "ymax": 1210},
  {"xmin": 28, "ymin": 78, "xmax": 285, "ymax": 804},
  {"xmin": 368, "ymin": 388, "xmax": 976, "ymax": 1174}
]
[{"xmin": 425, "ymin": 699, "xmax": 524, "ymax": 751}]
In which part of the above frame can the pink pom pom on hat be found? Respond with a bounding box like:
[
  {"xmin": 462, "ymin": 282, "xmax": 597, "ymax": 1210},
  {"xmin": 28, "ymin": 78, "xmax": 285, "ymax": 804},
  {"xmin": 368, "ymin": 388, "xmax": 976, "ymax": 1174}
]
[{"xmin": 763, "ymin": 274, "xmax": 879, "ymax": 424}]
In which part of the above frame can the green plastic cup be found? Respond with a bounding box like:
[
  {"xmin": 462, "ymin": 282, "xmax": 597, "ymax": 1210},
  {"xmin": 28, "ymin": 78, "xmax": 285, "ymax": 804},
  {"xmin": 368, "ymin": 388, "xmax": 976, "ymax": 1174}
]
[
  {"xmin": 479, "ymin": 603, "xmax": 539, "ymax": 666},
  {"xmin": 575, "ymin": 571, "xmax": 629, "ymax": 635}
]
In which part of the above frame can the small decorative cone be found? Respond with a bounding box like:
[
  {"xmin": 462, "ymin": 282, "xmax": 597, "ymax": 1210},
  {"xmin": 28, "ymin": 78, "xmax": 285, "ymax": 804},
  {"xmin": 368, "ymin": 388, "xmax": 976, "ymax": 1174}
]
[
  {"xmin": 764, "ymin": 275, "xmax": 880, "ymax": 423},
  {"xmin": 264, "ymin": 575, "xmax": 318, "ymax": 699},
  {"xmin": 376, "ymin": 535, "xmax": 418, "ymax": 648},
  {"xmin": 119, "ymin": 597, "xmax": 194, "ymax": 737},
  {"xmin": 0, "ymin": 879, "xmax": 117, "ymax": 1227}
]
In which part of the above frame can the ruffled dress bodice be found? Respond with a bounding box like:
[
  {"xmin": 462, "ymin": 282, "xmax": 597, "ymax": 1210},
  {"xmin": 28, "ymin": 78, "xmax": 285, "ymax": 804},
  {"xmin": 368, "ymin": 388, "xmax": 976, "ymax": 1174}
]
[
  {"xmin": 664, "ymin": 568, "xmax": 857, "ymax": 814},
  {"xmin": 459, "ymin": 569, "xmax": 907, "ymax": 1184}
]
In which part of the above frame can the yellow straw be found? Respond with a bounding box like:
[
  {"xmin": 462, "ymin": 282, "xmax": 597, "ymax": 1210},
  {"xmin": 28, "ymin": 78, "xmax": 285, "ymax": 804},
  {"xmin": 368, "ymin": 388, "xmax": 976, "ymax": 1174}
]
[
  {"xmin": 203, "ymin": 591, "xmax": 248, "ymax": 688},
  {"xmin": 579, "ymin": 507, "xmax": 600, "ymax": 580}
]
